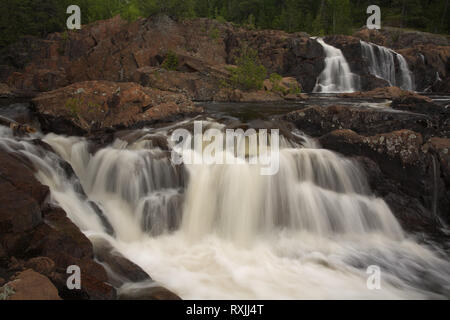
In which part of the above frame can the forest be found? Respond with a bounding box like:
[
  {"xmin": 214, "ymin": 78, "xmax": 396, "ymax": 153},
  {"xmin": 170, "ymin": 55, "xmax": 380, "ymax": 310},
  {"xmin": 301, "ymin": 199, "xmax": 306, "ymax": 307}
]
[{"xmin": 0, "ymin": 0, "xmax": 449, "ymax": 47}]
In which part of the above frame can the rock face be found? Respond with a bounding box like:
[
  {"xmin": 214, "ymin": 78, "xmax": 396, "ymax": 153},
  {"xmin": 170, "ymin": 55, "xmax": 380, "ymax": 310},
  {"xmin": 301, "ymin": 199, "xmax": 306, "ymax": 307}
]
[
  {"xmin": 0, "ymin": 15, "xmax": 324, "ymax": 95},
  {"xmin": 352, "ymin": 28, "xmax": 450, "ymax": 93},
  {"xmin": 32, "ymin": 80, "xmax": 202, "ymax": 135},
  {"xmin": 318, "ymin": 129, "xmax": 449, "ymax": 233}
]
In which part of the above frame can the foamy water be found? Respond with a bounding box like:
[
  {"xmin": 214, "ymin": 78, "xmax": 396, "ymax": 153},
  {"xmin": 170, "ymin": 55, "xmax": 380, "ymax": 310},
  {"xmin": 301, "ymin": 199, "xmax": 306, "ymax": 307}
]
[{"xmin": 1, "ymin": 120, "xmax": 449, "ymax": 300}]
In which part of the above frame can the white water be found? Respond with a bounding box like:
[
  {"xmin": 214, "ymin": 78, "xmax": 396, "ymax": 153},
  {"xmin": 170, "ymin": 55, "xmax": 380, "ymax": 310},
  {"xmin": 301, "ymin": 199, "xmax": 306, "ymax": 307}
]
[
  {"xmin": 1, "ymin": 121, "xmax": 449, "ymax": 299},
  {"xmin": 314, "ymin": 38, "xmax": 359, "ymax": 93},
  {"xmin": 360, "ymin": 40, "xmax": 414, "ymax": 91}
]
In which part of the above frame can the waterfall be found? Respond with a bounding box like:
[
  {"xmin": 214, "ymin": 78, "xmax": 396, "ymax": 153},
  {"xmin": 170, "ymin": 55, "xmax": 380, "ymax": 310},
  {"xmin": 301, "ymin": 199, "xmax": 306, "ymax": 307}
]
[
  {"xmin": 360, "ymin": 40, "xmax": 414, "ymax": 91},
  {"xmin": 1, "ymin": 119, "xmax": 449, "ymax": 299},
  {"xmin": 314, "ymin": 38, "xmax": 359, "ymax": 93}
]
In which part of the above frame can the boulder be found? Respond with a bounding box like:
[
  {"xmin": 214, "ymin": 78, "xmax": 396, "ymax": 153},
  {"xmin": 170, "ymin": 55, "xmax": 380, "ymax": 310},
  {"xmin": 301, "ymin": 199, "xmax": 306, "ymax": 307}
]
[
  {"xmin": 93, "ymin": 239, "xmax": 151, "ymax": 288},
  {"xmin": 118, "ymin": 282, "xmax": 181, "ymax": 300},
  {"xmin": 3, "ymin": 269, "xmax": 61, "ymax": 300},
  {"xmin": 32, "ymin": 80, "xmax": 202, "ymax": 135}
]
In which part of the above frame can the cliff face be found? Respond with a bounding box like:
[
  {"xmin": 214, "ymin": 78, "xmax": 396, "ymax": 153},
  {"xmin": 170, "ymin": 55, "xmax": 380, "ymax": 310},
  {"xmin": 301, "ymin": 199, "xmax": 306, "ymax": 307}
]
[{"xmin": 1, "ymin": 15, "xmax": 447, "ymax": 97}]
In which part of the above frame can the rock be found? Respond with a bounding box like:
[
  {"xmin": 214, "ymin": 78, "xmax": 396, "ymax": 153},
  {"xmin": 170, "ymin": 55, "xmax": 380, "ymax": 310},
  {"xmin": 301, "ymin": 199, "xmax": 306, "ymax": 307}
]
[
  {"xmin": 0, "ymin": 151, "xmax": 49, "ymax": 206},
  {"xmin": 4, "ymin": 269, "xmax": 61, "ymax": 300},
  {"xmin": 0, "ymin": 83, "xmax": 15, "ymax": 98},
  {"xmin": 214, "ymin": 88, "xmax": 284, "ymax": 102},
  {"xmin": 93, "ymin": 239, "xmax": 151, "ymax": 288},
  {"xmin": 319, "ymin": 129, "xmax": 449, "ymax": 226},
  {"xmin": 340, "ymin": 86, "xmax": 430, "ymax": 100},
  {"xmin": 25, "ymin": 257, "xmax": 55, "ymax": 277},
  {"xmin": 354, "ymin": 156, "xmax": 441, "ymax": 235},
  {"xmin": 423, "ymin": 138, "xmax": 450, "ymax": 186},
  {"xmin": 282, "ymin": 104, "xmax": 436, "ymax": 138},
  {"xmin": 0, "ymin": 145, "xmax": 116, "ymax": 300},
  {"xmin": 134, "ymin": 67, "xmax": 221, "ymax": 101},
  {"xmin": 353, "ymin": 27, "xmax": 450, "ymax": 50},
  {"xmin": 32, "ymin": 80, "xmax": 202, "ymax": 135},
  {"xmin": 118, "ymin": 282, "xmax": 181, "ymax": 300}
]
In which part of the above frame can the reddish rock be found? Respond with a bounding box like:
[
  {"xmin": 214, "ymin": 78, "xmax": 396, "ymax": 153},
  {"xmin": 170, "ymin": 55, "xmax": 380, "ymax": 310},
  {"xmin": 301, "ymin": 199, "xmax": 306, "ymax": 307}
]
[
  {"xmin": 5, "ymin": 269, "xmax": 61, "ymax": 300},
  {"xmin": 32, "ymin": 80, "xmax": 202, "ymax": 134},
  {"xmin": 0, "ymin": 152, "xmax": 49, "ymax": 206},
  {"xmin": 25, "ymin": 257, "xmax": 55, "ymax": 277}
]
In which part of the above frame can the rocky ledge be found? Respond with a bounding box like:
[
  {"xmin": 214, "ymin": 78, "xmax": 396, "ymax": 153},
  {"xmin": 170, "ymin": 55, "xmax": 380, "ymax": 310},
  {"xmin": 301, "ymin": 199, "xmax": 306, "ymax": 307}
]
[{"xmin": 31, "ymin": 80, "xmax": 202, "ymax": 136}]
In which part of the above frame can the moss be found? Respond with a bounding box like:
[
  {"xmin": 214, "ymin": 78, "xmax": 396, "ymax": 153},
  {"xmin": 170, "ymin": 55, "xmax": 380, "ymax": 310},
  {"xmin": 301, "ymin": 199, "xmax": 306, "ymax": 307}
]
[{"xmin": 65, "ymin": 98, "xmax": 80, "ymax": 118}]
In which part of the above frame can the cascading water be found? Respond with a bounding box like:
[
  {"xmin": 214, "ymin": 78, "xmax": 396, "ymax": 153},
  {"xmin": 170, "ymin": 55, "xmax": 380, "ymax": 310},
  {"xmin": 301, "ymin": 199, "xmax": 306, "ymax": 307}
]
[
  {"xmin": 1, "ymin": 117, "xmax": 449, "ymax": 299},
  {"xmin": 360, "ymin": 40, "xmax": 414, "ymax": 91},
  {"xmin": 313, "ymin": 38, "xmax": 360, "ymax": 93}
]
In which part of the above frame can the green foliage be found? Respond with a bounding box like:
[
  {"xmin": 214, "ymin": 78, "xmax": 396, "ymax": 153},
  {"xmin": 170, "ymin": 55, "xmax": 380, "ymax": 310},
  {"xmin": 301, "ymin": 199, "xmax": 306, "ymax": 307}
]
[
  {"xmin": 161, "ymin": 50, "xmax": 179, "ymax": 71},
  {"xmin": 65, "ymin": 98, "xmax": 81, "ymax": 118},
  {"xmin": 269, "ymin": 73, "xmax": 301, "ymax": 95},
  {"xmin": 209, "ymin": 27, "xmax": 221, "ymax": 40},
  {"xmin": 227, "ymin": 44, "xmax": 267, "ymax": 91}
]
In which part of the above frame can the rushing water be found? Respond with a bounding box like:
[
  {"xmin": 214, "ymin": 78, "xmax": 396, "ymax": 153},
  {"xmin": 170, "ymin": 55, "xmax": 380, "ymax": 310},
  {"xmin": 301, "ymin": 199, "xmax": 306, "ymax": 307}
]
[
  {"xmin": 1, "ymin": 102, "xmax": 449, "ymax": 299},
  {"xmin": 314, "ymin": 38, "xmax": 359, "ymax": 93},
  {"xmin": 360, "ymin": 40, "xmax": 414, "ymax": 91}
]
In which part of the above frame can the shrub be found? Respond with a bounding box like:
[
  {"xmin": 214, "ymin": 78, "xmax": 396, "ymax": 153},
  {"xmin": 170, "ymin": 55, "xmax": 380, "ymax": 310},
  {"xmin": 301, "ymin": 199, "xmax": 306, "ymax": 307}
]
[
  {"xmin": 227, "ymin": 44, "xmax": 267, "ymax": 91},
  {"xmin": 162, "ymin": 50, "xmax": 179, "ymax": 71}
]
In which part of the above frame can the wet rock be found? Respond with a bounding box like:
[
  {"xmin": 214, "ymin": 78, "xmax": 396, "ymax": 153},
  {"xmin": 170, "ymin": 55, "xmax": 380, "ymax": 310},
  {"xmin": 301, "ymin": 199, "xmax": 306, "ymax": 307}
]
[
  {"xmin": 93, "ymin": 239, "xmax": 151, "ymax": 288},
  {"xmin": 283, "ymin": 104, "xmax": 435, "ymax": 138},
  {"xmin": 0, "ymin": 147, "xmax": 116, "ymax": 300},
  {"xmin": 340, "ymin": 86, "xmax": 428, "ymax": 100},
  {"xmin": 3, "ymin": 269, "xmax": 61, "ymax": 300},
  {"xmin": 320, "ymin": 129, "xmax": 449, "ymax": 226},
  {"xmin": 353, "ymin": 27, "xmax": 450, "ymax": 50},
  {"xmin": 118, "ymin": 281, "xmax": 181, "ymax": 300}
]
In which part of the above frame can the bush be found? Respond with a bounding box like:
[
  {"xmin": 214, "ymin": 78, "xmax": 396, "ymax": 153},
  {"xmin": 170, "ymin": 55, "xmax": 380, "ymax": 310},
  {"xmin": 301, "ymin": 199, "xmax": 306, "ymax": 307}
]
[
  {"xmin": 227, "ymin": 44, "xmax": 267, "ymax": 91},
  {"xmin": 161, "ymin": 50, "xmax": 179, "ymax": 71}
]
